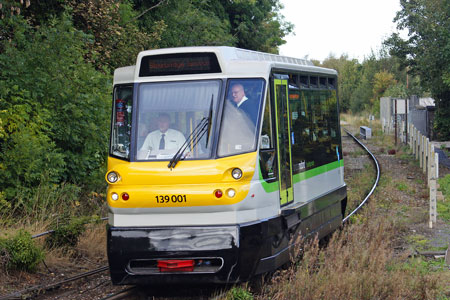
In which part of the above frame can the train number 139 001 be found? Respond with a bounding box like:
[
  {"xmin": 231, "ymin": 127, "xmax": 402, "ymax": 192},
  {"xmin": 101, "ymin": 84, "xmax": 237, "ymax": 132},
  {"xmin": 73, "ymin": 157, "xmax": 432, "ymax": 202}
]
[{"xmin": 155, "ymin": 195, "xmax": 187, "ymax": 203}]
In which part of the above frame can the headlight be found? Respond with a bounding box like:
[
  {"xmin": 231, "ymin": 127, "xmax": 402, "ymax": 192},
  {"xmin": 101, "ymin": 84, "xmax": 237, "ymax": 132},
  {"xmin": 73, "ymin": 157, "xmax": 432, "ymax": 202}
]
[
  {"xmin": 111, "ymin": 193, "xmax": 119, "ymax": 201},
  {"xmin": 107, "ymin": 171, "xmax": 119, "ymax": 183},
  {"xmin": 231, "ymin": 168, "xmax": 242, "ymax": 180},
  {"xmin": 227, "ymin": 189, "xmax": 236, "ymax": 198}
]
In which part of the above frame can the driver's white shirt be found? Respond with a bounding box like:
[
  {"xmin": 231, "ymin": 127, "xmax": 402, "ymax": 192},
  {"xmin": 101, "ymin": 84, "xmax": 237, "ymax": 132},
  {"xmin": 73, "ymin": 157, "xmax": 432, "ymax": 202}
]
[{"xmin": 140, "ymin": 129, "xmax": 185, "ymax": 152}]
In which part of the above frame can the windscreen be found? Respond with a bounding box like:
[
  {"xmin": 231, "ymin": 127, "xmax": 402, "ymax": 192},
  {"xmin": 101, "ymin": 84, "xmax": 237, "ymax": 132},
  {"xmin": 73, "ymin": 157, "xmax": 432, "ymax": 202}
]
[
  {"xmin": 218, "ymin": 79, "xmax": 265, "ymax": 157},
  {"xmin": 137, "ymin": 80, "xmax": 220, "ymax": 161}
]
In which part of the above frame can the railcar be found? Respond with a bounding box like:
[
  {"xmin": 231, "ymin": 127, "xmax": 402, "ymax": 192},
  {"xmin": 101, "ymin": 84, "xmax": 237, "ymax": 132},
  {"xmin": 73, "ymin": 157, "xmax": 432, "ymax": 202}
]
[{"xmin": 106, "ymin": 46, "xmax": 346, "ymax": 285}]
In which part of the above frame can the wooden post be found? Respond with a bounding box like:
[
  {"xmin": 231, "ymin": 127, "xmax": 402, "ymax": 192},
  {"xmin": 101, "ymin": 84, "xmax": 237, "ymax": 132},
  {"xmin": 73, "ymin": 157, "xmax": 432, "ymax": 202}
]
[
  {"xmin": 415, "ymin": 129, "xmax": 419, "ymax": 159},
  {"xmin": 413, "ymin": 126, "xmax": 417, "ymax": 155},
  {"xmin": 424, "ymin": 138, "xmax": 429, "ymax": 174},
  {"xmin": 429, "ymin": 155, "xmax": 437, "ymax": 228},
  {"xmin": 395, "ymin": 99, "xmax": 398, "ymax": 145},
  {"xmin": 428, "ymin": 142, "xmax": 433, "ymax": 186},
  {"xmin": 405, "ymin": 98, "xmax": 408, "ymax": 144},
  {"xmin": 436, "ymin": 152, "xmax": 439, "ymax": 180},
  {"xmin": 409, "ymin": 124, "xmax": 413, "ymax": 149},
  {"xmin": 419, "ymin": 134, "xmax": 423, "ymax": 168}
]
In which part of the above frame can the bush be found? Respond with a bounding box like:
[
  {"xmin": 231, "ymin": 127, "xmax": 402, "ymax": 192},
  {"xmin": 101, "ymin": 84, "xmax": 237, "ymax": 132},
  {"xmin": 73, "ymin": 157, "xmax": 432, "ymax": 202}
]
[
  {"xmin": 45, "ymin": 215, "xmax": 100, "ymax": 249},
  {"xmin": 0, "ymin": 230, "xmax": 45, "ymax": 272},
  {"xmin": 0, "ymin": 15, "xmax": 111, "ymax": 211}
]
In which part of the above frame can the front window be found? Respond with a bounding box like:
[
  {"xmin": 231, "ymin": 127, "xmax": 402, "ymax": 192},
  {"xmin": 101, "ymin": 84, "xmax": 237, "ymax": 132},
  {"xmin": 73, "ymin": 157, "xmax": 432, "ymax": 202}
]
[
  {"xmin": 137, "ymin": 80, "xmax": 220, "ymax": 160},
  {"xmin": 110, "ymin": 85, "xmax": 133, "ymax": 160},
  {"xmin": 218, "ymin": 79, "xmax": 265, "ymax": 157}
]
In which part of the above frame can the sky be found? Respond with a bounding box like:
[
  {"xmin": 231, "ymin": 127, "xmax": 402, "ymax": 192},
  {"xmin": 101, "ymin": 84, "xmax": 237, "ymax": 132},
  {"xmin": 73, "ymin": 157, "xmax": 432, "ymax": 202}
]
[{"xmin": 279, "ymin": 0, "xmax": 403, "ymax": 62}]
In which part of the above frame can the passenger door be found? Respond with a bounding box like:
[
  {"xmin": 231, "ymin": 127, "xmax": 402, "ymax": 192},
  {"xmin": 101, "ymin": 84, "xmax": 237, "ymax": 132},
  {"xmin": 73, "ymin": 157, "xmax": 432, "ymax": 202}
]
[{"xmin": 273, "ymin": 76, "xmax": 294, "ymax": 206}]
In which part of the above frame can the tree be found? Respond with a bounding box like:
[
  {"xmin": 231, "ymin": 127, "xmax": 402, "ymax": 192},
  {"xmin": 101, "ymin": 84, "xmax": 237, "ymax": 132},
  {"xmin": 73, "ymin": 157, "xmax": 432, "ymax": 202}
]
[
  {"xmin": 385, "ymin": 0, "xmax": 450, "ymax": 139},
  {"xmin": 132, "ymin": 0, "xmax": 293, "ymax": 53},
  {"xmin": 69, "ymin": 0, "xmax": 165, "ymax": 71},
  {"xmin": 221, "ymin": 0, "xmax": 293, "ymax": 53},
  {"xmin": 372, "ymin": 71, "xmax": 397, "ymax": 101},
  {"xmin": 321, "ymin": 54, "xmax": 362, "ymax": 112},
  {"xmin": 0, "ymin": 15, "xmax": 110, "ymax": 203}
]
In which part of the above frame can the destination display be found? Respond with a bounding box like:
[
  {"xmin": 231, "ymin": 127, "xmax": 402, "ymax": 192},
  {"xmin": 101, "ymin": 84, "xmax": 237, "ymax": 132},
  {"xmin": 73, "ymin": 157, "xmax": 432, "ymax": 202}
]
[{"xmin": 139, "ymin": 53, "xmax": 221, "ymax": 77}]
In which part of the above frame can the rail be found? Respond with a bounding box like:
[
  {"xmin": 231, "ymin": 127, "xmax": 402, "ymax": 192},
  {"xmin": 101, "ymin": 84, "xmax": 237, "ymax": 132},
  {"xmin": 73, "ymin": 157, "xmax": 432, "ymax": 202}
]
[
  {"xmin": 0, "ymin": 266, "xmax": 109, "ymax": 300},
  {"xmin": 31, "ymin": 216, "xmax": 108, "ymax": 239},
  {"xmin": 342, "ymin": 128, "xmax": 381, "ymax": 223}
]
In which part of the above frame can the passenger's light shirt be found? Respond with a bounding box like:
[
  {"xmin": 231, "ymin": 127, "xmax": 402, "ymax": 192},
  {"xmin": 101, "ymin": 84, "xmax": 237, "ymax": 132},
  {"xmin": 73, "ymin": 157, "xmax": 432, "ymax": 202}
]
[{"xmin": 140, "ymin": 129, "xmax": 185, "ymax": 153}]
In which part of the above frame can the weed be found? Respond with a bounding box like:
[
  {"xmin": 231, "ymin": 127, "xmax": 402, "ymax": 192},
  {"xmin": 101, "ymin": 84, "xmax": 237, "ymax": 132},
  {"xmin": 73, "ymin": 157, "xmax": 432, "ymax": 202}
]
[
  {"xmin": 0, "ymin": 230, "xmax": 44, "ymax": 272},
  {"xmin": 406, "ymin": 234, "xmax": 429, "ymax": 251},
  {"xmin": 394, "ymin": 257, "xmax": 448, "ymax": 274},
  {"xmin": 438, "ymin": 175, "xmax": 450, "ymax": 201},
  {"xmin": 226, "ymin": 286, "xmax": 254, "ymax": 300},
  {"xmin": 45, "ymin": 215, "xmax": 100, "ymax": 249},
  {"xmin": 396, "ymin": 181, "xmax": 409, "ymax": 192},
  {"xmin": 437, "ymin": 200, "xmax": 450, "ymax": 222},
  {"xmin": 415, "ymin": 178, "xmax": 424, "ymax": 185}
]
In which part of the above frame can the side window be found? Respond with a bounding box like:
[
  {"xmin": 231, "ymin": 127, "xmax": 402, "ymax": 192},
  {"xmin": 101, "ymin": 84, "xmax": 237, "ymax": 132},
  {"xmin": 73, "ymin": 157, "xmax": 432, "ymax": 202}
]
[
  {"xmin": 218, "ymin": 79, "xmax": 265, "ymax": 157},
  {"xmin": 110, "ymin": 85, "xmax": 133, "ymax": 160},
  {"xmin": 259, "ymin": 91, "xmax": 276, "ymax": 181}
]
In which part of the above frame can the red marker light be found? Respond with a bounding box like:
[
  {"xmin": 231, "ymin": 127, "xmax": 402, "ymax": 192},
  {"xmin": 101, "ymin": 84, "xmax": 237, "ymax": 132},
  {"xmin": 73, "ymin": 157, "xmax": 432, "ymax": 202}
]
[
  {"xmin": 122, "ymin": 193, "xmax": 129, "ymax": 200},
  {"xmin": 214, "ymin": 190, "xmax": 223, "ymax": 198}
]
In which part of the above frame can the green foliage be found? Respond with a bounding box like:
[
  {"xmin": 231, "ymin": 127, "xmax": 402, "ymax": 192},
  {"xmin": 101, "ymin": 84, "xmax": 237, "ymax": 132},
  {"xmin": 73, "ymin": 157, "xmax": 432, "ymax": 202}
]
[
  {"xmin": 45, "ymin": 215, "xmax": 100, "ymax": 248},
  {"xmin": 394, "ymin": 257, "xmax": 448, "ymax": 275},
  {"xmin": 437, "ymin": 175, "xmax": 450, "ymax": 222},
  {"xmin": 385, "ymin": 0, "xmax": 450, "ymax": 139},
  {"xmin": 438, "ymin": 174, "xmax": 450, "ymax": 200},
  {"xmin": 134, "ymin": 0, "xmax": 293, "ymax": 53},
  {"xmin": 437, "ymin": 200, "xmax": 450, "ymax": 223},
  {"xmin": 0, "ymin": 230, "xmax": 45, "ymax": 272},
  {"xmin": 0, "ymin": 15, "xmax": 110, "ymax": 208},
  {"xmin": 321, "ymin": 52, "xmax": 411, "ymax": 114},
  {"xmin": 69, "ymin": 0, "xmax": 164, "ymax": 71},
  {"xmin": 223, "ymin": 0, "xmax": 294, "ymax": 53},
  {"xmin": 321, "ymin": 55, "xmax": 361, "ymax": 112},
  {"xmin": 226, "ymin": 286, "xmax": 254, "ymax": 300}
]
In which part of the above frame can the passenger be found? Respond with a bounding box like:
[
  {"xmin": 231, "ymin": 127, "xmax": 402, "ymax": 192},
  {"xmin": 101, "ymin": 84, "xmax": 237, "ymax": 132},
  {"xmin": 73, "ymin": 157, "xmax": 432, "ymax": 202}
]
[
  {"xmin": 230, "ymin": 83, "xmax": 259, "ymax": 125},
  {"xmin": 139, "ymin": 113, "xmax": 185, "ymax": 156}
]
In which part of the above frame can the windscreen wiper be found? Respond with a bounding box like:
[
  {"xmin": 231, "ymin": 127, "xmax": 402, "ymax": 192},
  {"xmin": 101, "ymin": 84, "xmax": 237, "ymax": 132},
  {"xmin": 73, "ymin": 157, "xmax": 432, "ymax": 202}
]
[
  {"xmin": 167, "ymin": 117, "xmax": 209, "ymax": 169},
  {"xmin": 168, "ymin": 95, "xmax": 214, "ymax": 169}
]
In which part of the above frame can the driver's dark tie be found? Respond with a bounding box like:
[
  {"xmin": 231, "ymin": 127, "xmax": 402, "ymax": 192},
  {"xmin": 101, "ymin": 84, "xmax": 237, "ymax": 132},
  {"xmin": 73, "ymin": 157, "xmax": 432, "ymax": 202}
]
[{"xmin": 159, "ymin": 133, "xmax": 165, "ymax": 150}]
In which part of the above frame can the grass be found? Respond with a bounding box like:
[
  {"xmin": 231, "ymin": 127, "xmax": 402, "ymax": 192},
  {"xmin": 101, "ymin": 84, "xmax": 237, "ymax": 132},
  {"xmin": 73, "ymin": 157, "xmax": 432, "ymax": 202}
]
[
  {"xmin": 438, "ymin": 175, "xmax": 450, "ymax": 223},
  {"xmin": 257, "ymin": 208, "xmax": 447, "ymax": 300},
  {"xmin": 345, "ymin": 163, "xmax": 376, "ymax": 213}
]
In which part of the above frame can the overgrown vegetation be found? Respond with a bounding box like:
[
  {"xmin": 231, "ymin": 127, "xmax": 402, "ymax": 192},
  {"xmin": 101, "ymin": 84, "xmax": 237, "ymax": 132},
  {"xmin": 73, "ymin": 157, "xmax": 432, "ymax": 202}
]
[
  {"xmin": 0, "ymin": 0, "xmax": 293, "ymax": 220},
  {"xmin": 384, "ymin": 0, "xmax": 450, "ymax": 140},
  {"xmin": 259, "ymin": 216, "xmax": 446, "ymax": 299},
  {"xmin": 45, "ymin": 215, "xmax": 102, "ymax": 249},
  {"xmin": 0, "ymin": 230, "xmax": 44, "ymax": 272},
  {"xmin": 438, "ymin": 175, "xmax": 450, "ymax": 222}
]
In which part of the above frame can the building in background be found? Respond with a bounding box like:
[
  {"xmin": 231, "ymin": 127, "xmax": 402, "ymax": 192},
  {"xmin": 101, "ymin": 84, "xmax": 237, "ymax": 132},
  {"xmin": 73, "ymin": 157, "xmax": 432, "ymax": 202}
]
[{"xmin": 381, "ymin": 96, "xmax": 435, "ymax": 140}]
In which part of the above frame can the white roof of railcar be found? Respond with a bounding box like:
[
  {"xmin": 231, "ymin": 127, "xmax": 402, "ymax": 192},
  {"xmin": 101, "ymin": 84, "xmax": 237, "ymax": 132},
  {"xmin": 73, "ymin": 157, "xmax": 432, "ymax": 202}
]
[{"xmin": 114, "ymin": 46, "xmax": 337, "ymax": 84}]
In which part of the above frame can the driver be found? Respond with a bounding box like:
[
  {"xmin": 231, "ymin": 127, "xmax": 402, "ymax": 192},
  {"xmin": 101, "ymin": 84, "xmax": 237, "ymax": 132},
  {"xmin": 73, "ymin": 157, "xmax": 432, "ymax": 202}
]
[{"xmin": 140, "ymin": 113, "xmax": 185, "ymax": 154}]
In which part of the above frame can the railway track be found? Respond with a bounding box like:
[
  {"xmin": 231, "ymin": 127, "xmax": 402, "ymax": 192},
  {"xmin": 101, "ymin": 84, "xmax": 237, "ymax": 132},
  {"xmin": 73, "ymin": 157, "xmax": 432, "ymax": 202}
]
[
  {"xmin": 0, "ymin": 266, "xmax": 109, "ymax": 300},
  {"xmin": 342, "ymin": 128, "xmax": 381, "ymax": 223}
]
